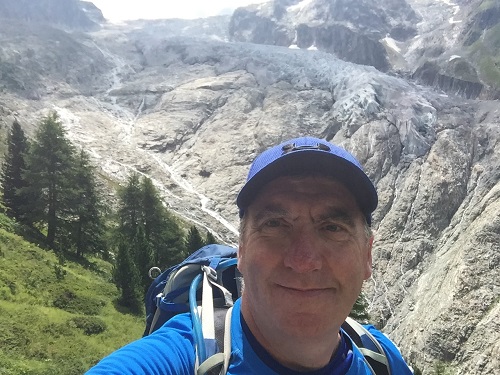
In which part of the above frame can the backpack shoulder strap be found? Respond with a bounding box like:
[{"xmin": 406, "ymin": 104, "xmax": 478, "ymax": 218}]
[
  {"xmin": 221, "ymin": 306, "xmax": 232, "ymax": 373},
  {"xmin": 194, "ymin": 259, "xmax": 238, "ymax": 375},
  {"xmin": 197, "ymin": 306, "xmax": 233, "ymax": 375},
  {"xmin": 342, "ymin": 317, "xmax": 391, "ymax": 375}
]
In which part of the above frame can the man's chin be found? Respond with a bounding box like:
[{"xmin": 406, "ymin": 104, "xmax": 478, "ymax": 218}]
[{"xmin": 279, "ymin": 315, "xmax": 337, "ymax": 339}]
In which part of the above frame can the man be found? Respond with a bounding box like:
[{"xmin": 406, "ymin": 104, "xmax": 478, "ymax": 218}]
[{"xmin": 87, "ymin": 136, "xmax": 413, "ymax": 374}]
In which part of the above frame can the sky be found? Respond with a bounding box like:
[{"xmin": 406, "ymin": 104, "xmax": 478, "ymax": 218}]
[{"xmin": 90, "ymin": 0, "xmax": 268, "ymax": 21}]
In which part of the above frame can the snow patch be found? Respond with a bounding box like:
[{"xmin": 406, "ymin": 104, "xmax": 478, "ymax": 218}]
[
  {"xmin": 307, "ymin": 45, "xmax": 318, "ymax": 51},
  {"xmin": 437, "ymin": 0, "xmax": 461, "ymax": 24},
  {"xmin": 53, "ymin": 106, "xmax": 80, "ymax": 127},
  {"xmin": 382, "ymin": 37, "xmax": 401, "ymax": 53},
  {"xmin": 289, "ymin": 44, "xmax": 300, "ymax": 49},
  {"xmin": 287, "ymin": 0, "xmax": 314, "ymax": 13},
  {"xmin": 449, "ymin": 55, "xmax": 461, "ymax": 62}
]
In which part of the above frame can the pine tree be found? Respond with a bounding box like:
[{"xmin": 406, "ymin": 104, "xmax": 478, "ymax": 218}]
[
  {"xmin": 1, "ymin": 119, "xmax": 30, "ymax": 221},
  {"xmin": 117, "ymin": 173, "xmax": 142, "ymax": 243},
  {"xmin": 205, "ymin": 230, "xmax": 217, "ymax": 245},
  {"xmin": 157, "ymin": 212, "xmax": 186, "ymax": 269},
  {"xmin": 69, "ymin": 149, "xmax": 106, "ymax": 257},
  {"xmin": 131, "ymin": 224, "xmax": 153, "ymax": 293},
  {"xmin": 22, "ymin": 111, "xmax": 76, "ymax": 248},
  {"xmin": 141, "ymin": 177, "xmax": 185, "ymax": 270},
  {"xmin": 185, "ymin": 225, "xmax": 204, "ymax": 254},
  {"xmin": 113, "ymin": 239, "xmax": 142, "ymax": 314},
  {"xmin": 141, "ymin": 177, "xmax": 165, "ymax": 251},
  {"xmin": 115, "ymin": 174, "xmax": 187, "ymax": 279},
  {"xmin": 349, "ymin": 293, "xmax": 370, "ymax": 324}
]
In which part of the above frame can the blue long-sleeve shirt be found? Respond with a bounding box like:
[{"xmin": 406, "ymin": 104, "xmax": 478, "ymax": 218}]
[{"xmin": 86, "ymin": 299, "xmax": 413, "ymax": 374}]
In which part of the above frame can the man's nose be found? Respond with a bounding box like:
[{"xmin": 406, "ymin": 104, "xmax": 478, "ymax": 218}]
[{"xmin": 283, "ymin": 229, "xmax": 322, "ymax": 273}]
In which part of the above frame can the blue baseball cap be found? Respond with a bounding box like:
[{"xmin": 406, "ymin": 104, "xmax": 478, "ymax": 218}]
[{"xmin": 236, "ymin": 136, "xmax": 378, "ymax": 225}]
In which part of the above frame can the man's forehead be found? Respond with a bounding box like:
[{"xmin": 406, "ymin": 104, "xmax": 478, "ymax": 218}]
[
  {"xmin": 255, "ymin": 175, "xmax": 356, "ymax": 200},
  {"xmin": 251, "ymin": 202, "xmax": 357, "ymax": 224},
  {"xmin": 248, "ymin": 175, "xmax": 363, "ymax": 218}
]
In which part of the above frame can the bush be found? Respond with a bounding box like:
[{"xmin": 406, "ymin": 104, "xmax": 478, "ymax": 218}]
[
  {"xmin": 42, "ymin": 322, "xmax": 73, "ymax": 338},
  {"xmin": 0, "ymin": 322, "xmax": 31, "ymax": 352},
  {"xmin": 0, "ymin": 279, "xmax": 16, "ymax": 301},
  {"xmin": 349, "ymin": 293, "xmax": 370, "ymax": 324},
  {"xmin": 53, "ymin": 264, "xmax": 67, "ymax": 280},
  {"xmin": 0, "ymin": 212, "xmax": 17, "ymax": 233},
  {"xmin": 434, "ymin": 361, "xmax": 453, "ymax": 375},
  {"xmin": 68, "ymin": 316, "xmax": 107, "ymax": 335},
  {"xmin": 52, "ymin": 289, "xmax": 105, "ymax": 315},
  {"xmin": 411, "ymin": 363, "xmax": 423, "ymax": 375}
]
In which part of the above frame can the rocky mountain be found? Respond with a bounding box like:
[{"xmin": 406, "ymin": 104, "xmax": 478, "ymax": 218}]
[
  {"xmin": 0, "ymin": 0, "xmax": 104, "ymax": 31},
  {"xmin": 0, "ymin": 0, "xmax": 498, "ymax": 374},
  {"xmin": 229, "ymin": 0, "xmax": 500, "ymax": 99},
  {"xmin": 230, "ymin": 0, "xmax": 419, "ymax": 71}
]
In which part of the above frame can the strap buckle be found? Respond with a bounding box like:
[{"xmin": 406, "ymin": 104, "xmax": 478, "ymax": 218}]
[{"xmin": 201, "ymin": 265, "xmax": 218, "ymax": 281}]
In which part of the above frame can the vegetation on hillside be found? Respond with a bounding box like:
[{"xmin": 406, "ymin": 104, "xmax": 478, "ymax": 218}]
[
  {"xmin": 0, "ymin": 113, "xmax": 220, "ymax": 373},
  {"xmin": 465, "ymin": 2, "xmax": 500, "ymax": 88},
  {"xmin": 0, "ymin": 216, "xmax": 144, "ymax": 374}
]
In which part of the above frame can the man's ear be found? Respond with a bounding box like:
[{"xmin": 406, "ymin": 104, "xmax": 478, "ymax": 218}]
[
  {"xmin": 364, "ymin": 236, "xmax": 374, "ymax": 280},
  {"xmin": 237, "ymin": 242, "xmax": 245, "ymax": 270}
]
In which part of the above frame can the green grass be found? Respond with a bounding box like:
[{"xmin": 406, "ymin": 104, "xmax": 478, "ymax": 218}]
[
  {"xmin": 478, "ymin": 0, "xmax": 498, "ymax": 11},
  {"xmin": 479, "ymin": 56, "xmax": 500, "ymax": 86},
  {"xmin": 433, "ymin": 360, "xmax": 455, "ymax": 375},
  {"xmin": 0, "ymin": 214, "xmax": 144, "ymax": 374},
  {"xmin": 467, "ymin": 23, "xmax": 500, "ymax": 89},
  {"xmin": 448, "ymin": 58, "xmax": 480, "ymax": 82}
]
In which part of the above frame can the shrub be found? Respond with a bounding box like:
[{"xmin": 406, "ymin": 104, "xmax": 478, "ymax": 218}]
[
  {"xmin": 42, "ymin": 322, "xmax": 73, "ymax": 338},
  {"xmin": 411, "ymin": 363, "xmax": 423, "ymax": 375},
  {"xmin": 434, "ymin": 361, "xmax": 453, "ymax": 375},
  {"xmin": 0, "ymin": 280, "xmax": 18, "ymax": 301},
  {"xmin": 52, "ymin": 289, "xmax": 105, "ymax": 315},
  {"xmin": 0, "ymin": 322, "xmax": 31, "ymax": 352},
  {"xmin": 53, "ymin": 264, "xmax": 67, "ymax": 280},
  {"xmin": 0, "ymin": 286, "xmax": 13, "ymax": 301},
  {"xmin": 68, "ymin": 316, "xmax": 107, "ymax": 335}
]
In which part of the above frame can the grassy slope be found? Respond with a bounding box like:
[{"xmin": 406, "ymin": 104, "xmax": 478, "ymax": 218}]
[
  {"xmin": 468, "ymin": 2, "xmax": 500, "ymax": 89},
  {"xmin": 0, "ymin": 215, "xmax": 144, "ymax": 375}
]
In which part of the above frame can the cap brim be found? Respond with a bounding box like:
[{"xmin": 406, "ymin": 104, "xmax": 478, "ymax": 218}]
[{"xmin": 237, "ymin": 150, "xmax": 378, "ymax": 221}]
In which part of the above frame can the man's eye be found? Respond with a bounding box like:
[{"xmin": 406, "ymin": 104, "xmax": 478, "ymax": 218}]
[
  {"xmin": 264, "ymin": 219, "xmax": 282, "ymax": 228},
  {"xmin": 324, "ymin": 224, "xmax": 340, "ymax": 232}
]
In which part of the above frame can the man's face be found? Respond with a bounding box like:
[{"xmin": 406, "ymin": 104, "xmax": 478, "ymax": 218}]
[{"xmin": 238, "ymin": 175, "xmax": 373, "ymax": 342}]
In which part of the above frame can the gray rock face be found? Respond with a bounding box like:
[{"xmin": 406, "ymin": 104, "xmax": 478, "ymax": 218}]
[
  {"xmin": 297, "ymin": 24, "xmax": 391, "ymax": 71},
  {"xmin": 229, "ymin": 0, "xmax": 419, "ymax": 72},
  {"xmin": 0, "ymin": 0, "xmax": 104, "ymax": 30},
  {"xmin": 0, "ymin": 20, "xmax": 111, "ymax": 97},
  {"xmin": 391, "ymin": 0, "xmax": 500, "ymax": 99},
  {"xmin": 0, "ymin": 3, "xmax": 499, "ymax": 374},
  {"xmin": 228, "ymin": 0, "xmax": 500, "ymax": 99},
  {"xmin": 412, "ymin": 61, "xmax": 484, "ymax": 99},
  {"xmin": 229, "ymin": 8, "xmax": 291, "ymax": 46}
]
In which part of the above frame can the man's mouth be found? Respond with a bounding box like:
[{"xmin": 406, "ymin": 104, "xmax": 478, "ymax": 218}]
[{"xmin": 277, "ymin": 284, "xmax": 331, "ymax": 297}]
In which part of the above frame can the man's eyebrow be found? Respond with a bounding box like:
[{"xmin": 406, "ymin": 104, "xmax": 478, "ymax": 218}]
[
  {"xmin": 253, "ymin": 205, "xmax": 289, "ymax": 222},
  {"xmin": 316, "ymin": 208, "xmax": 355, "ymax": 226}
]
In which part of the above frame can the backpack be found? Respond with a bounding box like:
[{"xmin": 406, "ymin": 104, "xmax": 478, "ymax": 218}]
[
  {"xmin": 144, "ymin": 244, "xmax": 241, "ymax": 374},
  {"xmin": 144, "ymin": 244, "xmax": 390, "ymax": 375}
]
